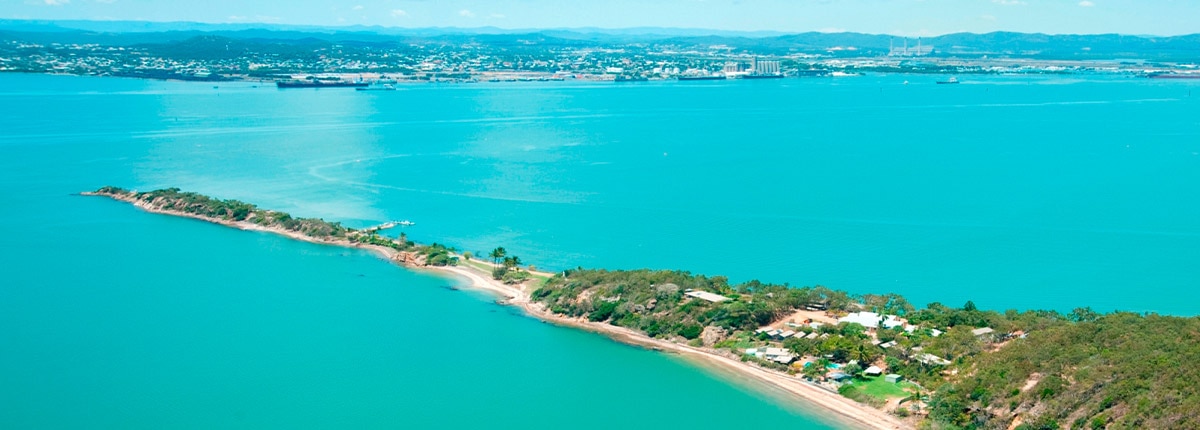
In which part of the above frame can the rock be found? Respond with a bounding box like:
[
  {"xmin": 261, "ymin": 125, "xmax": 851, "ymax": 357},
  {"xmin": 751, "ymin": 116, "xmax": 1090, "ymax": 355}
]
[
  {"xmin": 700, "ymin": 326, "xmax": 728, "ymax": 347},
  {"xmin": 654, "ymin": 283, "xmax": 680, "ymax": 294}
]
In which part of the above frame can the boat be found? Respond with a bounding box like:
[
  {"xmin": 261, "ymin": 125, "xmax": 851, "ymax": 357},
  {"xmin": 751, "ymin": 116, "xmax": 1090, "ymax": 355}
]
[
  {"xmin": 742, "ymin": 74, "xmax": 786, "ymax": 79},
  {"xmin": 1147, "ymin": 73, "xmax": 1200, "ymax": 80},
  {"xmin": 397, "ymin": 220, "xmax": 415, "ymax": 227},
  {"xmin": 678, "ymin": 75, "xmax": 727, "ymax": 81},
  {"xmin": 276, "ymin": 80, "xmax": 369, "ymax": 89},
  {"xmin": 356, "ymin": 84, "xmax": 397, "ymax": 91},
  {"xmin": 795, "ymin": 69, "xmax": 831, "ymax": 77},
  {"xmin": 614, "ymin": 75, "xmax": 648, "ymax": 82},
  {"xmin": 830, "ymin": 71, "xmax": 862, "ymax": 77},
  {"xmin": 937, "ymin": 77, "xmax": 960, "ymax": 84}
]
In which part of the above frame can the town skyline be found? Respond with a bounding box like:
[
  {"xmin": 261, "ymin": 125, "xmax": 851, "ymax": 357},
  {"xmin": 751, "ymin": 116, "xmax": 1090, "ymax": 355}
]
[{"xmin": 5, "ymin": 0, "xmax": 1200, "ymax": 37}]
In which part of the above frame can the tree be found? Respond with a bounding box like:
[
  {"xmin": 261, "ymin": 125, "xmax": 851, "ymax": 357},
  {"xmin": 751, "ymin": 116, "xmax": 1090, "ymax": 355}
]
[
  {"xmin": 843, "ymin": 362, "xmax": 864, "ymax": 378},
  {"xmin": 852, "ymin": 343, "xmax": 875, "ymax": 364},
  {"xmin": 489, "ymin": 247, "xmax": 507, "ymax": 266},
  {"xmin": 462, "ymin": 251, "xmax": 473, "ymax": 261},
  {"xmin": 963, "ymin": 300, "xmax": 978, "ymax": 312},
  {"xmin": 1069, "ymin": 307, "xmax": 1100, "ymax": 322},
  {"xmin": 803, "ymin": 361, "xmax": 826, "ymax": 380}
]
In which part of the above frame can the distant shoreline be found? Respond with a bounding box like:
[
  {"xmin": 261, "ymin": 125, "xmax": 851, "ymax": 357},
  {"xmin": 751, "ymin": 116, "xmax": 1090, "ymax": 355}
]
[
  {"xmin": 84, "ymin": 188, "xmax": 909, "ymax": 430},
  {"xmin": 5, "ymin": 69, "xmax": 1165, "ymax": 88}
]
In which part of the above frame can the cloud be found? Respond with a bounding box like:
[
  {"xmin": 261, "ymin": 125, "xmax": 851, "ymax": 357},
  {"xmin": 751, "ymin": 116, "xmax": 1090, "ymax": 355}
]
[
  {"xmin": 991, "ymin": 0, "xmax": 1025, "ymax": 5},
  {"xmin": 981, "ymin": 14, "xmax": 997, "ymax": 21},
  {"xmin": 391, "ymin": 9, "xmax": 407, "ymax": 17},
  {"xmin": 1078, "ymin": 0, "xmax": 1095, "ymax": 6},
  {"xmin": 40, "ymin": 0, "xmax": 70, "ymax": 5},
  {"xmin": 352, "ymin": 5, "xmax": 364, "ymax": 11},
  {"xmin": 458, "ymin": 9, "xmax": 475, "ymax": 17},
  {"xmin": 488, "ymin": 13, "xmax": 506, "ymax": 19}
]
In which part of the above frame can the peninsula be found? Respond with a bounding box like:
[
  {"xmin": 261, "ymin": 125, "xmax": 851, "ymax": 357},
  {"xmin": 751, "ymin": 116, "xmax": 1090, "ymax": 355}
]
[{"xmin": 85, "ymin": 186, "xmax": 1200, "ymax": 430}]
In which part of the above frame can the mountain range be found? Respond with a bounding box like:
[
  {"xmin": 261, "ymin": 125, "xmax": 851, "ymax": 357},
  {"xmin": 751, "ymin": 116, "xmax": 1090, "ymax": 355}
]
[{"xmin": 2, "ymin": 19, "xmax": 1198, "ymax": 61}]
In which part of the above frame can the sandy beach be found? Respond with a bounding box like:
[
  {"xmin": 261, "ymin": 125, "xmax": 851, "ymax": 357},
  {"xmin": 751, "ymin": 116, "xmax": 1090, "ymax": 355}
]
[{"xmin": 87, "ymin": 190, "xmax": 911, "ymax": 430}]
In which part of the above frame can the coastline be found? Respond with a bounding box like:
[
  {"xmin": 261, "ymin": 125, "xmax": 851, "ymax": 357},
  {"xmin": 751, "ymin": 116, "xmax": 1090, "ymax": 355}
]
[{"xmin": 84, "ymin": 190, "xmax": 910, "ymax": 430}]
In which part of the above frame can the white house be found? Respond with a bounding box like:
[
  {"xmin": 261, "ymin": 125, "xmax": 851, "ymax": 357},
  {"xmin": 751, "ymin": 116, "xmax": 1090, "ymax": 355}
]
[{"xmin": 838, "ymin": 312, "xmax": 904, "ymax": 329}]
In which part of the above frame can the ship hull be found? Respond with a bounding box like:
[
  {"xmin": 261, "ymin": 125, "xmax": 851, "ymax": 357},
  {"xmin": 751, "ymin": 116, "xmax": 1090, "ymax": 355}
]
[{"xmin": 277, "ymin": 81, "xmax": 370, "ymax": 88}]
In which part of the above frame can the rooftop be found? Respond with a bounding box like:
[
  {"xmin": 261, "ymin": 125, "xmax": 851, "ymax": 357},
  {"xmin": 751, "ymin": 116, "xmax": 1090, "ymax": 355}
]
[{"xmin": 684, "ymin": 290, "xmax": 731, "ymax": 303}]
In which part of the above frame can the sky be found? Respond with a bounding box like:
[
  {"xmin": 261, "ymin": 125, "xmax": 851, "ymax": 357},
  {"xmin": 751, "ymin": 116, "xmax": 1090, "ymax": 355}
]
[{"xmin": 4, "ymin": 0, "xmax": 1200, "ymax": 36}]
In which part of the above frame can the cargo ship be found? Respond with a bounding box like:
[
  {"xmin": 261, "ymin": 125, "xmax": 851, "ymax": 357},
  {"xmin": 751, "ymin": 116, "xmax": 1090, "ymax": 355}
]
[
  {"xmin": 276, "ymin": 80, "xmax": 370, "ymax": 89},
  {"xmin": 795, "ymin": 69, "xmax": 831, "ymax": 77},
  {"xmin": 1147, "ymin": 73, "xmax": 1200, "ymax": 80}
]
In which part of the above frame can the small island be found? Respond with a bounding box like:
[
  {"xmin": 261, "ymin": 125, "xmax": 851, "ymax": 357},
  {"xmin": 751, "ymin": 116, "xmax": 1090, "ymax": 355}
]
[{"xmin": 87, "ymin": 186, "xmax": 1200, "ymax": 430}]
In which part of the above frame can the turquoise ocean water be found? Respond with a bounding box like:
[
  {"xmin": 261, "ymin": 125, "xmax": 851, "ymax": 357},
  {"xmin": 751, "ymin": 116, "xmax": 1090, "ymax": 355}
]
[{"xmin": 1, "ymin": 73, "xmax": 1198, "ymax": 428}]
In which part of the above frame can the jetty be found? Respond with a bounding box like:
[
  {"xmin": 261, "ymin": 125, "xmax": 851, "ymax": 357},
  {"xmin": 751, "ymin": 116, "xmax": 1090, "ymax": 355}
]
[{"xmin": 363, "ymin": 220, "xmax": 414, "ymax": 233}]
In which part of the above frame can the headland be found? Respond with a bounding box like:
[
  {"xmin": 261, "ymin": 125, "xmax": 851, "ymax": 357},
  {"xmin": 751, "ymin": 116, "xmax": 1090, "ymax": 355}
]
[{"xmin": 84, "ymin": 186, "xmax": 1200, "ymax": 430}]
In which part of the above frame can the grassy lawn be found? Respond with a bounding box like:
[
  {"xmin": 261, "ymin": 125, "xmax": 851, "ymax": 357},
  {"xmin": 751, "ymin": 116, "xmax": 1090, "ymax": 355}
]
[
  {"xmin": 460, "ymin": 259, "xmax": 551, "ymax": 287},
  {"xmin": 847, "ymin": 376, "xmax": 915, "ymax": 400},
  {"xmin": 461, "ymin": 259, "xmax": 494, "ymax": 273},
  {"xmin": 714, "ymin": 331, "xmax": 765, "ymax": 350}
]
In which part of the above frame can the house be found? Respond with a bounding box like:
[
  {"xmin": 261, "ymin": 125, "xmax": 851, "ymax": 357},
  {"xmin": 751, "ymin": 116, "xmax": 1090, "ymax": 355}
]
[
  {"xmin": 747, "ymin": 347, "xmax": 796, "ymax": 364},
  {"xmin": 885, "ymin": 374, "xmax": 904, "ymax": 383},
  {"xmin": 915, "ymin": 353, "xmax": 952, "ymax": 366},
  {"xmin": 864, "ymin": 366, "xmax": 884, "ymax": 377},
  {"xmin": 829, "ymin": 372, "xmax": 852, "ymax": 382},
  {"xmin": 684, "ymin": 289, "xmax": 730, "ymax": 303},
  {"xmin": 779, "ymin": 330, "xmax": 796, "ymax": 340},
  {"xmin": 838, "ymin": 312, "xmax": 905, "ymax": 330},
  {"xmin": 764, "ymin": 348, "xmax": 796, "ymax": 365},
  {"xmin": 879, "ymin": 340, "xmax": 898, "ymax": 349}
]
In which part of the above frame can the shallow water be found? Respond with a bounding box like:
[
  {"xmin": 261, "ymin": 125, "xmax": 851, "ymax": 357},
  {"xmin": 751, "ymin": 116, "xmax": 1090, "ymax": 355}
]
[{"xmin": 1, "ymin": 72, "xmax": 1198, "ymax": 428}]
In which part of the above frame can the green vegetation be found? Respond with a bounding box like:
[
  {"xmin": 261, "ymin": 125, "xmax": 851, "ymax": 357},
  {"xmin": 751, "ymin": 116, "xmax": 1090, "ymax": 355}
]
[
  {"xmin": 92, "ymin": 186, "xmax": 460, "ymax": 266},
  {"xmin": 531, "ymin": 269, "xmax": 857, "ymax": 336},
  {"xmin": 928, "ymin": 313, "xmax": 1200, "ymax": 430},
  {"xmin": 486, "ymin": 246, "xmax": 532, "ymax": 283},
  {"xmin": 844, "ymin": 376, "xmax": 915, "ymax": 401},
  {"xmin": 531, "ymin": 268, "xmax": 1200, "ymax": 429}
]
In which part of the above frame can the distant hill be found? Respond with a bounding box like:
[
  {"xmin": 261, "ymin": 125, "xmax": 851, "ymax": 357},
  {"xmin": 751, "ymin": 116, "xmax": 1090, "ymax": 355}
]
[{"xmin": 1, "ymin": 19, "xmax": 1198, "ymax": 61}]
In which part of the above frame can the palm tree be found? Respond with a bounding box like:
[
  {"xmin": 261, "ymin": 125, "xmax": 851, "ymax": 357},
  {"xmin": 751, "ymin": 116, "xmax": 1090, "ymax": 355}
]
[
  {"xmin": 853, "ymin": 343, "xmax": 873, "ymax": 364},
  {"xmin": 901, "ymin": 386, "xmax": 924, "ymax": 412},
  {"xmin": 489, "ymin": 247, "xmax": 507, "ymax": 266}
]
